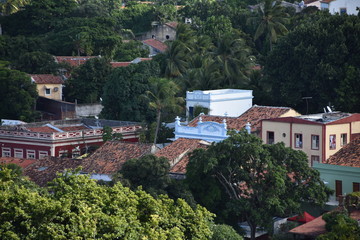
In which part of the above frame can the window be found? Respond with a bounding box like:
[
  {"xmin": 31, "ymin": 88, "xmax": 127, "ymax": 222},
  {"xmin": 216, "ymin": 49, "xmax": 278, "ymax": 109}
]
[
  {"xmin": 311, "ymin": 135, "xmax": 319, "ymax": 150},
  {"xmin": 14, "ymin": 149, "xmax": 23, "ymax": 158},
  {"xmin": 188, "ymin": 106, "xmax": 194, "ymax": 119},
  {"xmin": 340, "ymin": 133, "xmax": 347, "ymax": 146},
  {"xmin": 329, "ymin": 135, "xmax": 336, "ymax": 150},
  {"xmin": 59, "ymin": 150, "xmax": 68, "ymax": 158},
  {"xmin": 340, "ymin": 8, "xmax": 347, "ymax": 15},
  {"xmin": 39, "ymin": 151, "xmax": 48, "ymax": 159},
  {"xmin": 335, "ymin": 180, "xmax": 342, "ymax": 199},
  {"xmin": 45, "ymin": 88, "xmax": 51, "ymax": 95},
  {"xmin": 353, "ymin": 182, "xmax": 360, "ymax": 192},
  {"xmin": 295, "ymin": 133, "xmax": 303, "ymax": 148},
  {"xmin": 26, "ymin": 150, "xmax": 36, "ymax": 159},
  {"xmin": 72, "ymin": 147, "xmax": 80, "ymax": 158},
  {"xmin": 311, "ymin": 155, "xmax": 320, "ymax": 166},
  {"xmin": 2, "ymin": 147, "xmax": 11, "ymax": 157},
  {"xmin": 267, "ymin": 131, "xmax": 275, "ymax": 144}
]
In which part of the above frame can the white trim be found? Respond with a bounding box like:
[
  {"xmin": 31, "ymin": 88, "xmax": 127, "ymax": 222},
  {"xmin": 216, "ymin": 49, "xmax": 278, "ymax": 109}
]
[
  {"xmin": 1, "ymin": 147, "xmax": 11, "ymax": 157},
  {"xmin": 26, "ymin": 149, "xmax": 36, "ymax": 159},
  {"xmin": 14, "ymin": 148, "xmax": 23, "ymax": 158}
]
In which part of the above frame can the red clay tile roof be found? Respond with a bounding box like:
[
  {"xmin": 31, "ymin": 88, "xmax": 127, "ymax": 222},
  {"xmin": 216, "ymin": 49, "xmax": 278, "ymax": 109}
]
[
  {"xmin": 110, "ymin": 62, "xmax": 132, "ymax": 68},
  {"xmin": 82, "ymin": 141, "xmax": 153, "ymax": 174},
  {"xmin": 142, "ymin": 39, "xmax": 168, "ymax": 52},
  {"xmin": 0, "ymin": 157, "xmax": 37, "ymax": 169},
  {"xmin": 60, "ymin": 125, "xmax": 89, "ymax": 132},
  {"xmin": 55, "ymin": 56, "xmax": 98, "ymax": 67},
  {"xmin": 325, "ymin": 137, "xmax": 360, "ymax": 168},
  {"xmin": 189, "ymin": 105, "xmax": 294, "ymax": 134},
  {"xmin": 24, "ymin": 157, "xmax": 83, "ymax": 186},
  {"xmin": 165, "ymin": 22, "xmax": 178, "ymax": 29},
  {"xmin": 289, "ymin": 215, "xmax": 326, "ymax": 237},
  {"xmin": 155, "ymin": 138, "xmax": 210, "ymax": 174},
  {"xmin": 31, "ymin": 74, "xmax": 64, "ymax": 84},
  {"xmin": 26, "ymin": 126, "xmax": 57, "ymax": 133}
]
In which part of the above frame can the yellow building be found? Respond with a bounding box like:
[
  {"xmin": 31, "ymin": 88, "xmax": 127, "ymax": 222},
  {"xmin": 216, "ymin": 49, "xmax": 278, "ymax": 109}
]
[
  {"xmin": 261, "ymin": 112, "xmax": 360, "ymax": 165},
  {"xmin": 31, "ymin": 74, "xmax": 64, "ymax": 100}
]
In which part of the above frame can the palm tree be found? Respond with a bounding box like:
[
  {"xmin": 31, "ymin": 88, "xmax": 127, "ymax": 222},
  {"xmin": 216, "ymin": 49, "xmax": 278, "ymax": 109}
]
[
  {"xmin": 0, "ymin": 0, "xmax": 30, "ymax": 35},
  {"xmin": 248, "ymin": 0, "xmax": 290, "ymax": 51},
  {"xmin": 164, "ymin": 40, "xmax": 188, "ymax": 78},
  {"xmin": 145, "ymin": 78, "xmax": 183, "ymax": 145},
  {"xmin": 211, "ymin": 32, "xmax": 254, "ymax": 87}
]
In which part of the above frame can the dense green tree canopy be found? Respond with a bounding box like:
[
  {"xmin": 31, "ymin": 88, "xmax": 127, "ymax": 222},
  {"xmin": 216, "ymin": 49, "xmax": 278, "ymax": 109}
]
[
  {"xmin": 0, "ymin": 62, "xmax": 38, "ymax": 121},
  {"xmin": 101, "ymin": 60, "xmax": 159, "ymax": 122},
  {"xmin": 187, "ymin": 131, "xmax": 331, "ymax": 240},
  {"xmin": 0, "ymin": 166, "xmax": 215, "ymax": 239},
  {"xmin": 64, "ymin": 57, "xmax": 112, "ymax": 103},
  {"xmin": 264, "ymin": 13, "xmax": 360, "ymax": 113}
]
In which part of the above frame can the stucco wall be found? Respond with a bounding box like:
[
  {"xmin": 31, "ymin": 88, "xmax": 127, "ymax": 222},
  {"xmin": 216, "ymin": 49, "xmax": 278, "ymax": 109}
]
[
  {"xmin": 36, "ymin": 83, "xmax": 62, "ymax": 100},
  {"xmin": 325, "ymin": 123, "xmax": 350, "ymax": 160},
  {"xmin": 75, "ymin": 104, "xmax": 103, "ymax": 118},
  {"xmin": 262, "ymin": 121, "xmax": 291, "ymax": 146},
  {"xmin": 329, "ymin": 0, "xmax": 359, "ymax": 15},
  {"xmin": 314, "ymin": 162, "xmax": 360, "ymax": 201}
]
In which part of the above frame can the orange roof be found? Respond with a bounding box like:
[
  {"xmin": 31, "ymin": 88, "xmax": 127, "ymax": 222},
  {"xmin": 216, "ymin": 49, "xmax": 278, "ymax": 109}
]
[
  {"xmin": 55, "ymin": 56, "xmax": 98, "ymax": 67},
  {"xmin": 165, "ymin": 22, "xmax": 178, "ymax": 29},
  {"xmin": 0, "ymin": 157, "xmax": 37, "ymax": 169},
  {"xmin": 155, "ymin": 138, "xmax": 210, "ymax": 174},
  {"xmin": 110, "ymin": 62, "xmax": 132, "ymax": 68},
  {"xmin": 60, "ymin": 125, "xmax": 88, "ymax": 131},
  {"xmin": 189, "ymin": 105, "xmax": 294, "ymax": 134},
  {"xmin": 325, "ymin": 137, "xmax": 360, "ymax": 168},
  {"xmin": 24, "ymin": 157, "xmax": 83, "ymax": 186},
  {"xmin": 289, "ymin": 215, "xmax": 326, "ymax": 237},
  {"xmin": 26, "ymin": 126, "xmax": 57, "ymax": 133},
  {"xmin": 82, "ymin": 141, "xmax": 153, "ymax": 174},
  {"xmin": 142, "ymin": 39, "xmax": 168, "ymax": 52},
  {"xmin": 31, "ymin": 74, "xmax": 64, "ymax": 84}
]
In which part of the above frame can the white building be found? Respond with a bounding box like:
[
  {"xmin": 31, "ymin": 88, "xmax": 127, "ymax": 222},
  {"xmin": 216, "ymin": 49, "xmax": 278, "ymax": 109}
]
[
  {"xmin": 306, "ymin": 0, "xmax": 359, "ymax": 15},
  {"xmin": 186, "ymin": 89, "xmax": 253, "ymax": 119}
]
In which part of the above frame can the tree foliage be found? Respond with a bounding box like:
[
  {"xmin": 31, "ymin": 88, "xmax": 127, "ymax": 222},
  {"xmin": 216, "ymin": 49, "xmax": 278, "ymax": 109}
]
[
  {"xmin": 187, "ymin": 131, "xmax": 331, "ymax": 240},
  {"xmin": 0, "ymin": 62, "xmax": 38, "ymax": 121},
  {"xmin": 64, "ymin": 57, "xmax": 112, "ymax": 103},
  {"xmin": 102, "ymin": 60, "xmax": 159, "ymax": 122},
  {"xmin": 0, "ymin": 166, "xmax": 214, "ymax": 239}
]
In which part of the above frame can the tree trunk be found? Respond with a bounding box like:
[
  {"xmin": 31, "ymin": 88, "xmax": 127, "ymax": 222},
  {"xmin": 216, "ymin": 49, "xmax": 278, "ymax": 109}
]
[
  {"xmin": 153, "ymin": 109, "xmax": 161, "ymax": 146},
  {"xmin": 248, "ymin": 220, "xmax": 257, "ymax": 240}
]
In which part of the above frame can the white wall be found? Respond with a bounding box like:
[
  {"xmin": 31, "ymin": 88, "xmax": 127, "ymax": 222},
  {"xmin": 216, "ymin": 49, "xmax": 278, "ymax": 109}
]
[{"xmin": 329, "ymin": 0, "xmax": 359, "ymax": 15}]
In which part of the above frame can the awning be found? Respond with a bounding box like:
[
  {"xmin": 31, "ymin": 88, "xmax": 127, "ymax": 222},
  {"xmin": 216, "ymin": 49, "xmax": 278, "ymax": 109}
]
[{"xmin": 287, "ymin": 211, "xmax": 316, "ymax": 223}]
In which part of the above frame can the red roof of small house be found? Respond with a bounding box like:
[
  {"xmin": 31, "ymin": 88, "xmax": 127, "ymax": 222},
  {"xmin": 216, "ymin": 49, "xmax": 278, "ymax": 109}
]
[
  {"xmin": 55, "ymin": 56, "xmax": 98, "ymax": 67},
  {"xmin": 142, "ymin": 39, "xmax": 168, "ymax": 52},
  {"xmin": 0, "ymin": 157, "xmax": 37, "ymax": 169},
  {"xmin": 155, "ymin": 138, "xmax": 210, "ymax": 174},
  {"xmin": 31, "ymin": 74, "xmax": 64, "ymax": 84},
  {"xmin": 324, "ymin": 137, "xmax": 360, "ymax": 168},
  {"xmin": 82, "ymin": 141, "xmax": 153, "ymax": 174},
  {"xmin": 289, "ymin": 215, "xmax": 326, "ymax": 237},
  {"xmin": 288, "ymin": 212, "xmax": 316, "ymax": 223},
  {"xmin": 189, "ymin": 105, "xmax": 295, "ymax": 134},
  {"xmin": 110, "ymin": 62, "xmax": 132, "ymax": 68},
  {"xmin": 165, "ymin": 22, "xmax": 178, "ymax": 29}
]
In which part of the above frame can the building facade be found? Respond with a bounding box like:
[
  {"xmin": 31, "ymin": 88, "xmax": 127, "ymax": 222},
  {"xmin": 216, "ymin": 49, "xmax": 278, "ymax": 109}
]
[
  {"xmin": 261, "ymin": 112, "xmax": 360, "ymax": 165},
  {"xmin": 31, "ymin": 74, "xmax": 64, "ymax": 101},
  {"xmin": 0, "ymin": 119, "xmax": 142, "ymax": 159},
  {"xmin": 186, "ymin": 89, "xmax": 254, "ymax": 119}
]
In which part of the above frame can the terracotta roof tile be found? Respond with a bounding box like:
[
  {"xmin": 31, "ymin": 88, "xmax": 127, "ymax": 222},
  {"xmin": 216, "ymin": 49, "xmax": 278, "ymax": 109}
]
[
  {"xmin": 26, "ymin": 126, "xmax": 58, "ymax": 133},
  {"xmin": 55, "ymin": 56, "xmax": 98, "ymax": 67},
  {"xmin": 142, "ymin": 39, "xmax": 168, "ymax": 52},
  {"xmin": 189, "ymin": 105, "xmax": 294, "ymax": 134},
  {"xmin": 82, "ymin": 141, "xmax": 153, "ymax": 174},
  {"xmin": 325, "ymin": 138, "xmax": 360, "ymax": 168},
  {"xmin": 155, "ymin": 138, "xmax": 210, "ymax": 174},
  {"xmin": 110, "ymin": 62, "xmax": 132, "ymax": 68},
  {"xmin": 289, "ymin": 215, "xmax": 326, "ymax": 237},
  {"xmin": 31, "ymin": 74, "xmax": 64, "ymax": 84},
  {"xmin": 24, "ymin": 157, "xmax": 83, "ymax": 186},
  {"xmin": 0, "ymin": 157, "xmax": 37, "ymax": 169},
  {"xmin": 165, "ymin": 22, "xmax": 178, "ymax": 29},
  {"xmin": 60, "ymin": 125, "xmax": 89, "ymax": 131}
]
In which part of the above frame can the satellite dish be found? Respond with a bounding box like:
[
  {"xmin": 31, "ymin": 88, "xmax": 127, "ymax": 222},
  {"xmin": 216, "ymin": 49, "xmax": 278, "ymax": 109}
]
[
  {"xmin": 327, "ymin": 106, "xmax": 332, "ymax": 113},
  {"xmin": 54, "ymin": 87, "xmax": 59, "ymax": 92},
  {"xmin": 95, "ymin": 116, "xmax": 99, "ymax": 119}
]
